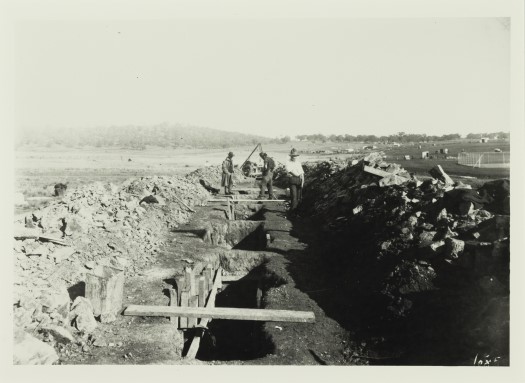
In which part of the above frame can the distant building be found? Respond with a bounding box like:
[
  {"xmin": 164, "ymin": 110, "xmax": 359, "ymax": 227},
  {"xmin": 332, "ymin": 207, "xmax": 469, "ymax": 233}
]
[{"xmin": 480, "ymin": 137, "xmax": 489, "ymax": 143}]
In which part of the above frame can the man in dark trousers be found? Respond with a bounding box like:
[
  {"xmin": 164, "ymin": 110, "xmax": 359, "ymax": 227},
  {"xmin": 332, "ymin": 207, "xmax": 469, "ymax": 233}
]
[
  {"xmin": 258, "ymin": 152, "xmax": 276, "ymax": 199},
  {"xmin": 221, "ymin": 152, "xmax": 234, "ymax": 195}
]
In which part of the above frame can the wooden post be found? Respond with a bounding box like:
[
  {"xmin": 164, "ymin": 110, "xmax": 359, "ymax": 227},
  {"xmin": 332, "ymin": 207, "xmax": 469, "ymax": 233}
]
[
  {"xmin": 85, "ymin": 265, "xmax": 125, "ymax": 323},
  {"xmin": 188, "ymin": 296, "xmax": 199, "ymax": 327},
  {"xmin": 168, "ymin": 288, "xmax": 179, "ymax": 325},
  {"xmin": 231, "ymin": 201, "xmax": 235, "ymax": 220},
  {"xmin": 227, "ymin": 199, "xmax": 231, "ymax": 220}
]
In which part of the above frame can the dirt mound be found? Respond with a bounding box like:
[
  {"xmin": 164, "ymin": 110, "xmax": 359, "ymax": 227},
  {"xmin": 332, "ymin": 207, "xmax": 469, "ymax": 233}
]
[
  {"xmin": 185, "ymin": 165, "xmax": 247, "ymax": 188},
  {"xmin": 299, "ymin": 153, "xmax": 510, "ymax": 365}
]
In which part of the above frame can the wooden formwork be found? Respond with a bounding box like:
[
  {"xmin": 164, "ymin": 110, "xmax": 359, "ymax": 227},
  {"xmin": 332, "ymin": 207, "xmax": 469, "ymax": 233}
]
[{"xmin": 124, "ymin": 264, "xmax": 315, "ymax": 359}]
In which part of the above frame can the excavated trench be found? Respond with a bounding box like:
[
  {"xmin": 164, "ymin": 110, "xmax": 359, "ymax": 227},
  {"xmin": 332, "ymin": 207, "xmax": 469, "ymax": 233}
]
[
  {"xmin": 202, "ymin": 220, "xmax": 267, "ymax": 250},
  {"xmin": 192, "ymin": 264, "xmax": 278, "ymax": 361},
  {"xmin": 175, "ymin": 206, "xmax": 282, "ymax": 361}
]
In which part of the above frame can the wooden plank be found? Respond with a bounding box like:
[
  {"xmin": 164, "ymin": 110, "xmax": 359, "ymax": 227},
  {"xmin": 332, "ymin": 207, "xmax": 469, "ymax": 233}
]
[
  {"xmin": 14, "ymin": 228, "xmax": 68, "ymax": 246},
  {"xmin": 221, "ymin": 274, "xmax": 260, "ymax": 282},
  {"xmin": 124, "ymin": 305, "xmax": 315, "ymax": 323},
  {"xmin": 203, "ymin": 266, "xmax": 213, "ymax": 291},
  {"xmin": 198, "ymin": 277, "xmax": 206, "ymax": 307},
  {"xmin": 215, "ymin": 268, "xmax": 222, "ymax": 291},
  {"xmin": 208, "ymin": 199, "xmax": 285, "ymax": 203},
  {"xmin": 185, "ymin": 268, "xmax": 196, "ymax": 296},
  {"xmin": 179, "ymin": 291, "xmax": 189, "ymax": 328},
  {"xmin": 363, "ymin": 165, "xmax": 409, "ymax": 181},
  {"xmin": 175, "ymin": 276, "xmax": 187, "ymax": 293},
  {"xmin": 205, "ymin": 267, "xmax": 221, "ymax": 308},
  {"xmin": 168, "ymin": 288, "xmax": 179, "ymax": 325},
  {"xmin": 201, "ymin": 273, "xmax": 209, "ymax": 297},
  {"xmin": 188, "ymin": 296, "xmax": 199, "ymax": 327},
  {"xmin": 173, "ymin": 194, "xmax": 196, "ymax": 213},
  {"xmin": 185, "ymin": 267, "xmax": 222, "ymax": 359}
]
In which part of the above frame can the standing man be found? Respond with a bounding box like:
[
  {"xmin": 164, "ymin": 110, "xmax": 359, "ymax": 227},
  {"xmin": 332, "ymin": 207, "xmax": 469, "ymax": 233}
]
[
  {"xmin": 258, "ymin": 152, "xmax": 276, "ymax": 199},
  {"xmin": 285, "ymin": 148, "xmax": 304, "ymax": 214},
  {"xmin": 221, "ymin": 152, "xmax": 235, "ymax": 195}
]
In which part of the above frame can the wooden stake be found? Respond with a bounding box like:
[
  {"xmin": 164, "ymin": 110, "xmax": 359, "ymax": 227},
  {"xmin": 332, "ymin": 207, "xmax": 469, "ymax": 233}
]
[
  {"xmin": 185, "ymin": 268, "xmax": 196, "ymax": 296},
  {"xmin": 208, "ymin": 199, "xmax": 285, "ymax": 203},
  {"xmin": 175, "ymin": 276, "xmax": 187, "ymax": 293},
  {"xmin": 179, "ymin": 291, "xmax": 189, "ymax": 328},
  {"xmin": 173, "ymin": 194, "xmax": 196, "ymax": 212},
  {"xmin": 188, "ymin": 296, "xmax": 199, "ymax": 327},
  {"xmin": 168, "ymin": 288, "xmax": 179, "ymax": 325},
  {"xmin": 198, "ymin": 277, "xmax": 206, "ymax": 308},
  {"xmin": 203, "ymin": 267, "xmax": 213, "ymax": 292},
  {"xmin": 185, "ymin": 267, "xmax": 223, "ymax": 359},
  {"xmin": 215, "ymin": 268, "xmax": 222, "ymax": 292}
]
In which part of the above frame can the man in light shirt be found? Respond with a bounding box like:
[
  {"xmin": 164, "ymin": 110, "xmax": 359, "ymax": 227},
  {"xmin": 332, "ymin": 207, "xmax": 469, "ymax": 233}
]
[{"xmin": 285, "ymin": 148, "xmax": 304, "ymax": 214}]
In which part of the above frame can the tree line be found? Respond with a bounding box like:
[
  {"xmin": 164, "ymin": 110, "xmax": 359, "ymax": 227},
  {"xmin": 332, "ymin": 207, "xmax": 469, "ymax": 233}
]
[
  {"xmin": 295, "ymin": 131, "xmax": 510, "ymax": 143},
  {"xmin": 15, "ymin": 123, "xmax": 279, "ymax": 149},
  {"xmin": 15, "ymin": 124, "xmax": 509, "ymax": 149}
]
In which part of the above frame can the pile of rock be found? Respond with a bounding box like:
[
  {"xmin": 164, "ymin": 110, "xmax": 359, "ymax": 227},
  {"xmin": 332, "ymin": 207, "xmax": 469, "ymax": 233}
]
[
  {"xmin": 300, "ymin": 153, "xmax": 510, "ymax": 362},
  {"xmin": 13, "ymin": 174, "xmax": 211, "ymax": 364}
]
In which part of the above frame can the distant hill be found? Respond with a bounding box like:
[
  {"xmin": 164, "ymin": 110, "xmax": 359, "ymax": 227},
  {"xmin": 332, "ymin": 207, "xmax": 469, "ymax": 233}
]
[{"xmin": 15, "ymin": 123, "xmax": 278, "ymax": 149}]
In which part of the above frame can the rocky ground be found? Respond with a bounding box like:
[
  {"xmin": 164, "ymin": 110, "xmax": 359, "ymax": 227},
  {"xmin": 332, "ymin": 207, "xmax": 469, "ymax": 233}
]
[{"xmin": 12, "ymin": 156, "xmax": 510, "ymax": 366}]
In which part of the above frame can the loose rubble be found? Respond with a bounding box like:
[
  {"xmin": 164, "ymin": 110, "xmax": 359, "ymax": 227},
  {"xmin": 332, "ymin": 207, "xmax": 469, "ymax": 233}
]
[
  {"xmin": 300, "ymin": 152, "xmax": 510, "ymax": 363},
  {"xmin": 13, "ymin": 175, "xmax": 211, "ymax": 363}
]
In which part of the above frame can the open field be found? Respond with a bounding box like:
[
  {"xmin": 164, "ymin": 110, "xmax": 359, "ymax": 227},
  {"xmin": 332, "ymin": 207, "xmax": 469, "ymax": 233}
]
[{"xmin": 15, "ymin": 139, "xmax": 510, "ymax": 206}]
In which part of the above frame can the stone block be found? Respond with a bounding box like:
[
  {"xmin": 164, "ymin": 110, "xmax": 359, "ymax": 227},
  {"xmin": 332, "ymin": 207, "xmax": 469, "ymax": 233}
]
[{"xmin": 85, "ymin": 265, "xmax": 125, "ymax": 323}]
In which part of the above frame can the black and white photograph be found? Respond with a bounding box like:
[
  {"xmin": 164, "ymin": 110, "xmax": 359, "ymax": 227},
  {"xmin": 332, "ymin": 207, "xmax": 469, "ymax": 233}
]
[{"xmin": 2, "ymin": 0, "xmax": 524, "ymax": 381}]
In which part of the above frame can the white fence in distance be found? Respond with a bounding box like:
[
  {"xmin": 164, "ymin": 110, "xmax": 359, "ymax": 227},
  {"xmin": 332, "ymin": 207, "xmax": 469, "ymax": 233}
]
[{"xmin": 457, "ymin": 152, "xmax": 510, "ymax": 168}]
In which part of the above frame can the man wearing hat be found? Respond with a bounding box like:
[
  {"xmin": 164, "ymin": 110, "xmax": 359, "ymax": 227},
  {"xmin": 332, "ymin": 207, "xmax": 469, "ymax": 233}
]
[
  {"xmin": 285, "ymin": 148, "xmax": 304, "ymax": 214},
  {"xmin": 222, "ymin": 152, "xmax": 235, "ymax": 195},
  {"xmin": 258, "ymin": 152, "xmax": 276, "ymax": 199}
]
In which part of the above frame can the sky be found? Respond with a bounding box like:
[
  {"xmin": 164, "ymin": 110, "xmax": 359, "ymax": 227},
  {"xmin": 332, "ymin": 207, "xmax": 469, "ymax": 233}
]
[{"xmin": 15, "ymin": 18, "xmax": 510, "ymax": 138}]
